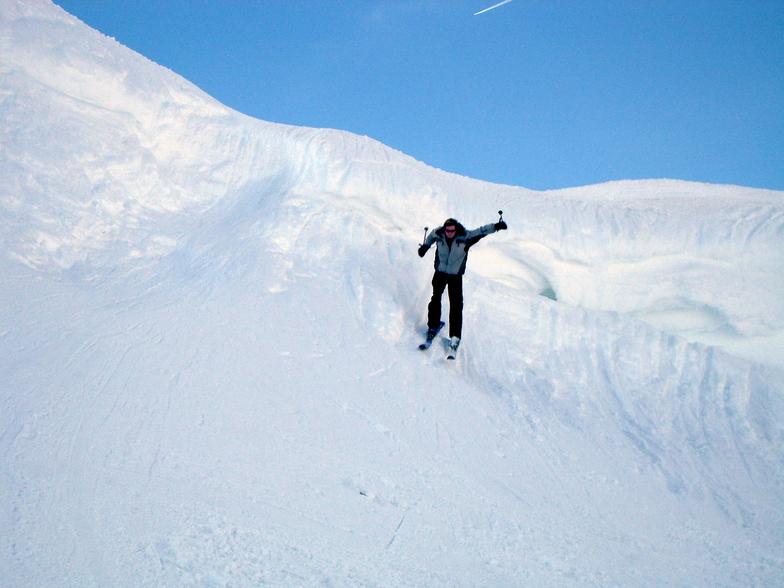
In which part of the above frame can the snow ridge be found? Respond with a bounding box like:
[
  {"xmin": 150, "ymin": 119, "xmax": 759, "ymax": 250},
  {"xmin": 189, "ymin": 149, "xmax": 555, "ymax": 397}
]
[{"xmin": 2, "ymin": 1, "xmax": 784, "ymax": 586}]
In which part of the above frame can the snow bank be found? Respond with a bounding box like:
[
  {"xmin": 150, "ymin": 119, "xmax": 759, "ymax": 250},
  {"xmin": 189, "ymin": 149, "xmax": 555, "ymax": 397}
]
[{"xmin": 2, "ymin": 1, "xmax": 784, "ymax": 586}]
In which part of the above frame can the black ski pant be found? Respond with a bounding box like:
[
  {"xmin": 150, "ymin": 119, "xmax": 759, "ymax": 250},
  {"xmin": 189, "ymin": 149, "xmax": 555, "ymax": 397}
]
[{"xmin": 427, "ymin": 271, "xmax": 463, "ymax": 339}]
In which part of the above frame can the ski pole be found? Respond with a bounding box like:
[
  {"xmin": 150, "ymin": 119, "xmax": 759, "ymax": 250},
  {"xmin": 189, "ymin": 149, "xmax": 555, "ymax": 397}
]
[
  {"xmin": 498, "ymin": 210, "xmax": 504, "ymax": 223},
  {"xmin": 421, "ymin": 227, "xmax": 428, "ymax": 246}
]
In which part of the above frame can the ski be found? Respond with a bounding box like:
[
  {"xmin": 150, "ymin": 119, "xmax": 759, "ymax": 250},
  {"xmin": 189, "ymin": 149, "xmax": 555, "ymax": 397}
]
[
  {"xmin": 418, "ymin": 321, "xmax": 445, "ymax": 350},
  {"xmin": 446, "ymin": 337, "xmax": 460, "ymax": 360}
]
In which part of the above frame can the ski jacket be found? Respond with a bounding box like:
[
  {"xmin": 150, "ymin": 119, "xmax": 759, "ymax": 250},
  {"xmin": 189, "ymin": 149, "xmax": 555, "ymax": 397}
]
[{"xmin": 423, "ymin": 221, "xmax": 498, "ymax": 276}]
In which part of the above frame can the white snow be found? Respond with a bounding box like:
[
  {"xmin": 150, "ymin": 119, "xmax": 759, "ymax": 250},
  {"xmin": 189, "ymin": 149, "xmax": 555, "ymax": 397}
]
[{"xmin": 2, "ymin": 1, "xmax": 784, "ymax": 586}]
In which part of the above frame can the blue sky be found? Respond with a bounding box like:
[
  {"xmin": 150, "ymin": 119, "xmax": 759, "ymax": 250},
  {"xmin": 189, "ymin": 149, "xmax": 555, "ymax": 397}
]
[{"xmin": 53, "ymin": 1, "xmax": 783, "ymax": 192}]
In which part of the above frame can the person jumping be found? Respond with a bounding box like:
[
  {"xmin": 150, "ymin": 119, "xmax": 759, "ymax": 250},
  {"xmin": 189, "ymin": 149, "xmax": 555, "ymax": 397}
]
[{"xmin": 417, "ymin": 216, "xmax": 507, "ymax": 355}]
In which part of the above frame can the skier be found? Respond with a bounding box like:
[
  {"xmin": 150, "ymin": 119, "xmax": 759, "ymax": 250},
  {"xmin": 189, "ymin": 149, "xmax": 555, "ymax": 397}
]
[{"xmin": 418, "ymin": 216, "xmax": 507, "ymax": 356}]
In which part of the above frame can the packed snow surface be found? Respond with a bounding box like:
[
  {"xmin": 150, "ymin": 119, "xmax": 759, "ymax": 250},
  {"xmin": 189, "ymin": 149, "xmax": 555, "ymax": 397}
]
[{"xmin": 2, "ymin": 1, "xmax": 784, "ymax": 586}]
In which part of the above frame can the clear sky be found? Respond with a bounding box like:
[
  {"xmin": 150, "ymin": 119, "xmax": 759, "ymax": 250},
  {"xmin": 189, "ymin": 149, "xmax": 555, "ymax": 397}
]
[{"xmin": 53, "ymin": 0, "xmax": 784, "ymax": 192}]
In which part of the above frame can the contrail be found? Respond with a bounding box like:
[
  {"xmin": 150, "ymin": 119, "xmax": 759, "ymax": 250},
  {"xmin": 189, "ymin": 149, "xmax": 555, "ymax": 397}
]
[{"xmin": 474, "ymin": 0, "xmax": 514, "ymax": 16}]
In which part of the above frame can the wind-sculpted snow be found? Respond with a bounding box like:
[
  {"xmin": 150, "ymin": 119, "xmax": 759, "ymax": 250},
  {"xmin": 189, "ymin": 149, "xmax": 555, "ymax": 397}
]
[{"xmin": 2, "ymin": 1, "xmax": 784, "ymax": 586}]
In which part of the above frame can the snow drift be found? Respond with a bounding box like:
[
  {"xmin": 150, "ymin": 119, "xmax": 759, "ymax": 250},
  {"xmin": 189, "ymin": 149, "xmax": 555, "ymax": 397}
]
[{"xmin": 2, "ymin": 1, "xmax": 784, "ymax": 586}]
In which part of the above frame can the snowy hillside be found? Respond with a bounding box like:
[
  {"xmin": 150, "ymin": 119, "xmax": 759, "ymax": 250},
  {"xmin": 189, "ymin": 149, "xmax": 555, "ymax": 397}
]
[{"xmin": 2, "ymin": 1, "xmax": 784, "ymax": 586}]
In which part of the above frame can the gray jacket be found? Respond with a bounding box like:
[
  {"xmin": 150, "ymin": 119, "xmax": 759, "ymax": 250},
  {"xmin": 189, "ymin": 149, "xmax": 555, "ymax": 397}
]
[{"xmin": 423, "ymin": 221, "xmax": 498, "ymax": 275}]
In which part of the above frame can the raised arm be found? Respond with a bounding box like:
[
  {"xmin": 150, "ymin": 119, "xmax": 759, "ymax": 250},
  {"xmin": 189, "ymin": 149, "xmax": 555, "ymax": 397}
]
[{"xmin": 465, "ymin": 221, "xmax": 506, "ymax": 239}]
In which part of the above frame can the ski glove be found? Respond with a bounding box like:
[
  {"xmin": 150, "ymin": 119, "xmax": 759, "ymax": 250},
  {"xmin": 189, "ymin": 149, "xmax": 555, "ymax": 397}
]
[
  {"xmin": 418, "ymin": 244, "xmax": 429, "ymax": 257},
  {"xmin": 495, "ymin": 221, "xmax": 507, "ymax": 231}
]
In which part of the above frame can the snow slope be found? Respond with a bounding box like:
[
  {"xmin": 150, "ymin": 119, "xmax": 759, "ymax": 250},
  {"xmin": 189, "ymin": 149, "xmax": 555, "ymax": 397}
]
[{"xmin": 2, "ymin": 1, "xmax": 784, "ymax": 586}]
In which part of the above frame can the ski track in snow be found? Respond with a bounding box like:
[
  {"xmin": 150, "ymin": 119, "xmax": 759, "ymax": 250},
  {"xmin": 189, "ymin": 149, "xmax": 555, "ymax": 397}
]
[{"xmin": 2, "ymin": 1, "xmax": 784, "ymax": 586}]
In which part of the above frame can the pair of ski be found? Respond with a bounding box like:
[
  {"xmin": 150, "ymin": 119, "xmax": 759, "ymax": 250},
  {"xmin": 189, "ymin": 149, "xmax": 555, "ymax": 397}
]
[{"xmin": 418, "ymin": 321, "xmax": 460, "ymax": 360}]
